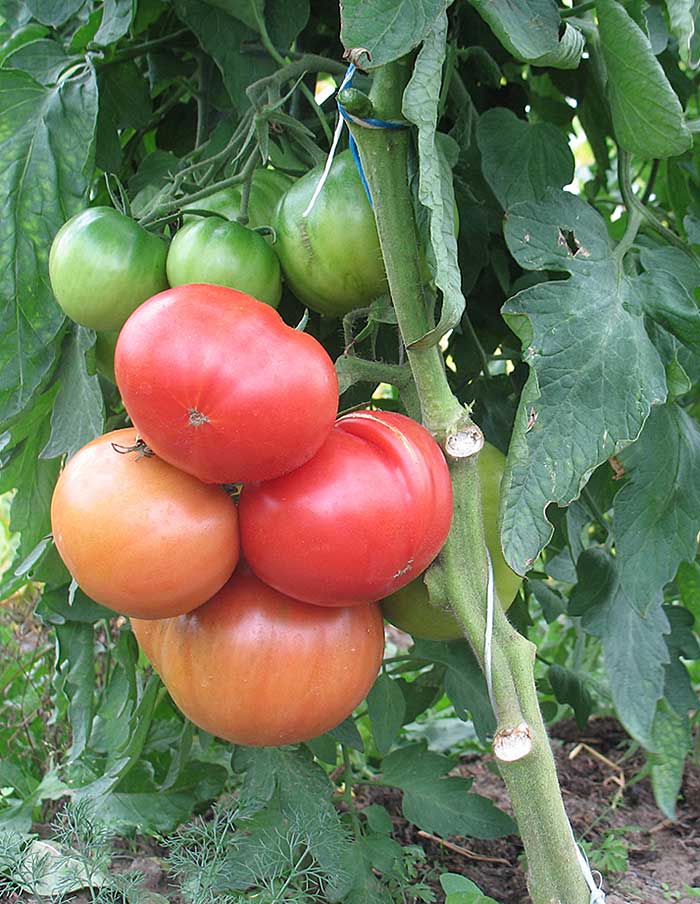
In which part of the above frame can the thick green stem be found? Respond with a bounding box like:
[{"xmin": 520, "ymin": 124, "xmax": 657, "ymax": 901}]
[{"xmin": 348, "ymin": 57, "xmax": 590, "ymax": 904}]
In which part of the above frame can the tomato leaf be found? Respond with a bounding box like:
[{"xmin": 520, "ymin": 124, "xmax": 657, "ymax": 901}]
[
  {"xmin": 476, "ymin": 108, "xmax": 575, "ymax": 210},
  {"xmin": 266, "ymin": 0, "xmax": 310, "ymax": 50},
  {"xmin": 403, "ymin": 10, "xmax": 465, "ymax": 345},
  {"xmin": 614, "ymin": 403, "xmax": 700, "ymax": 615},
  {"xmin": 41, "ymin": 326, "xmax": 104, "ymax": 461},
  {"xmin": 665, "ymin": 0, "xmax": 700, "ymax": 66},
  {"xmin": 597, "ymin": 0, "xmax": 692, "ymax": 159},
  {"xmin": 412, "ymin": 639, "xmax": 496, "ymax": 740},
  {"xmin": 676, "ymin": 560, "xmax": 700, "ymax": 624},
  {"xmin": 174, "ymin": 0, "xmax": 276, "ymax": 113},
  {"xmin": 367, "ymin": 673, "xmax": 406, "ymax": 755},
  {"xmin": 500, "ymin": 190, "xmax": 667, "ymax": 574},
  {"xmin": 25, "ymin": 0, "xmax": 85, "ymax": 26},
  {"xmin": 339, "ymin": 0, "xmax": 448, "ymax": 69},
  {"xmin": 470, "ymin": 0, "xmax": 584, "ymax": 69},
  {"xmin": 100, "ymin": 760, "xmax": 228, "ymax": 832},
  {"xmin": 54, "ymin": 622, "xmax": 97, "ymax": 762},
  {"xmin": 382, "ymin": 743, "xmax": 515, "ymax": 838},
  {"xmin": 570, "ymin": 547, "xmax": 670, "ymax": 747},
  {"xmin": 328, "ymin": 716, "xmax": 365, "ymax": 751},
  {"xmin": 649, "ymin": 697, "xmax": 692, "ymax": 820},
  {"xmin": 548, "ymin": 664, "xmax": 593, "ymax": 729},
  {"xmin": 3, "ymin": 38, "xmax": 75, "ymax": 85},
  {"xmin": 93, "ymin": 0, "xmax": 136, "ymax": 47},
  {"xmin": 0, "ymin": 67, "xmax": 98, "ymax": 427},
  {"xmin": 0, "ymin": 392, "xmax": 60, "ymax": 568}
]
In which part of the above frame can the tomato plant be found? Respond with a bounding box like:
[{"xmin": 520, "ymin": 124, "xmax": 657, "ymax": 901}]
[
  {"xmin": 166, "ymin": 218, "xmax": 282, "ymax": 307},
  {"xmin": 181, "ymin": 168, "xmax": 293, "ymax": 227},
  {"xmin": 50, "ymin": 429, "xmax": 240, "ymax": 619},
  {"xmin": 240, "ymin": 410, "xmax": 453, "ymax": 605},
  {"xmin": 274, "ymin": 150, "xmax": 388, "ymax": 316},
  {"xmin": 131, "ymin": 569, "xmax": 384, "ymax": 746},
  {"xmin": 382, "ymin": 443, "xmax": 523, "ymax": 641},
  {"xmin": 5, "ymin": 3, "xmax": 700, "ymax": 902},
  {"xmin": 115, "ymin": 284, "xmax": 339, "ymax": 484},
  {"xmin": 49, "ymin": 207, "xmax": 168, "ymax": 331}
]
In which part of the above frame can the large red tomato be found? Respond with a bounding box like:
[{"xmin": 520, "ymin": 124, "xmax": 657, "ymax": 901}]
[
  {"xmin": 50, "ymin": 429, "xmax": 239, "ymax": 618},
  {"xmin": 239, "ymin": 411, "xmax": 453, "ymax": 605},
  {"xmin": 114, "ymin": 285, "xmax": 339, "ymax": 484},
  {"xmin": 131, "ymin": 570, "xmax": 385, "ymax": 746}
]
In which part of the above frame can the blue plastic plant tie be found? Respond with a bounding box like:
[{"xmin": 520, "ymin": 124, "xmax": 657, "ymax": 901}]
[{"xmin": 332, "ymin": 62, "xmax": 409, "ymax": 209}]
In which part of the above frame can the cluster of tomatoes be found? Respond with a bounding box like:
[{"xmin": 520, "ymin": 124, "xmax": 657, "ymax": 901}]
[
  {"xmin": 49, "ymin": 276, "xmax": 455, "ymax": 747},
  {"xmin": 47, "ymin": 153, "xmax": 522, "ymax": 747}
]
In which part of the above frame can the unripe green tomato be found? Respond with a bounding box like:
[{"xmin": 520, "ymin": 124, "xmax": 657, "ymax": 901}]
[
  {"xmin": 49, "ymin": 208, "xmax": 169, "ymax": 332},
  {"xmin": 95, "ymin": 330, "xmax": 119, "ymax": 382},
  {"xmin": 273, "ymin": 150, "xmax": 388, "ymax": 316},
  {"xmin": 166, "ymin": 219, "xmax": 282, "ymax": 308},
  {"xmin": 181, "ymin": 169, "xmax": 294, "ymax": 228},
  {"xmin": 381, "ymin": 442, "xmax": 522, "ymax": 641}
]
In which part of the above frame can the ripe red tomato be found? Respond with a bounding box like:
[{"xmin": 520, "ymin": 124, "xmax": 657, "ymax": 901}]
[
  {"xmin": 131, "ymin": 570, "xmax": 385, "ymax": 746},
  {"xmin": 114, "ymin": 285, "xmax": 339, "ymax": 484},
  {"xmin": 239, "ymin": 411, "xmax": 453, "ymax": 605},
  {"xmin": 50, "ymin": 429, "xmax": 240, "ymax": 619}
]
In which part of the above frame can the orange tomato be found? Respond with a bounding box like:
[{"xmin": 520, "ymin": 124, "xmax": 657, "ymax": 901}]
[
  {"xmin": 132, "ymin": 570, "xmax": 385, "ymax": 746},
  {"xmin": 50, "ymin": 428, "xmax": 239, "ymax": 618}
]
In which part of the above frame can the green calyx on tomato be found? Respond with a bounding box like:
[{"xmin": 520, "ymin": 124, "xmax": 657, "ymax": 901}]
[
  {"xmin": 273, "ymin": 150, "xmax": 388, "ymax": 317},
  {"xmin": 166, "ymin": 218, "xmax": 282, "ymax": 308},
  {"xmin": 181, "ymin": 168, "xmax": 293, "ymax": 228},
  {"xmin": 381, "ymin": 442, "xmax": 523, "ymax": 641},
  {"xmin": 49, "ymin": 207, "xmax": 168, "ymax": 332}
]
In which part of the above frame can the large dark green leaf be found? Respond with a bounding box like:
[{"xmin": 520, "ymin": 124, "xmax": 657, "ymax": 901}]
[
  {"xmin": 0, "ymin": 390, "xmax": 60, "ymax": 564},
  {"xmin": 367, "ymin": 673, "xmax": 406, "ymax": 755},
  {"xmin": 649, "ymin": 697, "xmax": 691, "ymax": 820},
  {"xmin": 476, "ymin": 108, "xmax": 574, "ymax": 209},
  {"xmin": 598, "ymin": 0, "xmax": 691, "ymax": 159},
  {"xmin": 3, "ymin": 39, "xmax": 75, "ymax": 85},
  {"xmin": 54, "ymin": 622, "xmax": 96, "ymax": 761},
  {"xmin": 93, "ymin": 0, "xmax": 136, "ymax": 46},
  {"xmin": 613, "ymin": 403, "xmax": 700, "ymax": 615},
  {"xmin": 470, "ymin": 0, "xmax": 583, "ymax": 68},
  {"xmin": 412, "ymin": 639, "xmax": 495, "ymax": 740},
  {"xmin": 0, "ymin": 67, "xmax": 98, "ymax": 426},
  {"xmin": 41, "ymin": 325, "xmax": 104, "ymax": 460},
  {"xmin": 340, "ymin": 0, "xmax": 448, "ymax": 69},
  {"xmin": 382, "ymin": 744, "xmax": 514, "ymax": 838},
  {"xmin": 174, "ymin": 0, "xmax": 276, "ymax": 112},
  {"xmin": 570, "ymin": 547, "xmax": 669, "ymax": 747},
  {"xmin": 25, "ymin": 0, "xmax": 85, "ymax": 26},
  {"xmin": 500, "ymin": 190, "xmax": 666, "ymax": 573},
  {"xmin": 266, "ymin": 0, "xmax": 310, "ymax": 49},
  {"xmin": 101, "ymin": 760, "xmax": 228, "ymax": 831}
]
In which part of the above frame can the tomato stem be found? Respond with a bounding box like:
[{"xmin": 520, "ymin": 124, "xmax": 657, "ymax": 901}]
[{"xmin": 347, "ymin": 54, "xmax": 591, "ymax": 904}]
